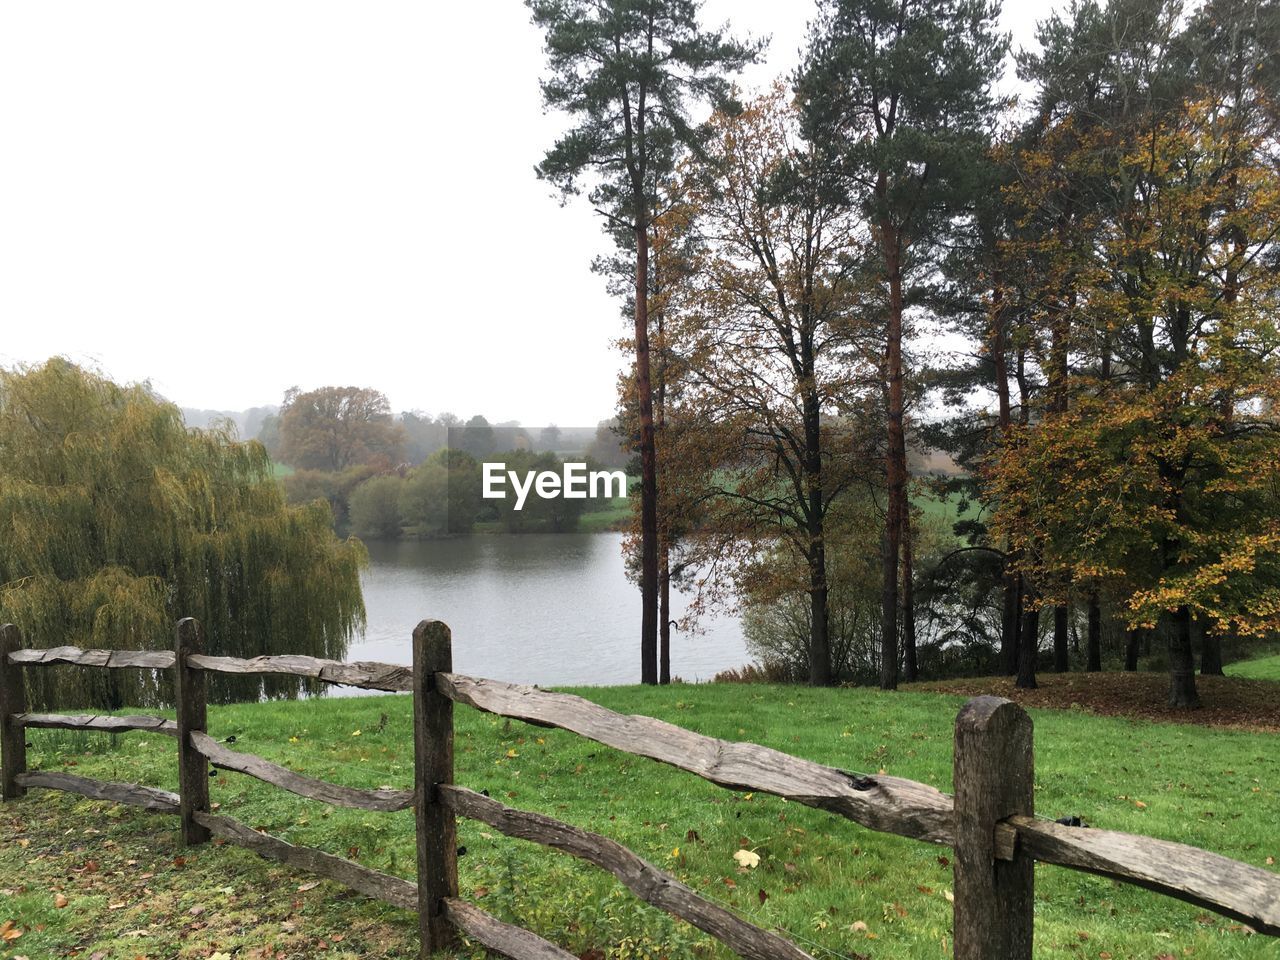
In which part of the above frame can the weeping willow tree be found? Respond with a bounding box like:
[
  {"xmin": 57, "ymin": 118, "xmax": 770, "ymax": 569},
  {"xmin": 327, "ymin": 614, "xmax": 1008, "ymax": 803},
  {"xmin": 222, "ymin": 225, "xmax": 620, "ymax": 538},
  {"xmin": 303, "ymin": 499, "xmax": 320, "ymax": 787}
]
[{"xmin": 0, "ymin": 360, "xmax": 367, "ymax": 707}]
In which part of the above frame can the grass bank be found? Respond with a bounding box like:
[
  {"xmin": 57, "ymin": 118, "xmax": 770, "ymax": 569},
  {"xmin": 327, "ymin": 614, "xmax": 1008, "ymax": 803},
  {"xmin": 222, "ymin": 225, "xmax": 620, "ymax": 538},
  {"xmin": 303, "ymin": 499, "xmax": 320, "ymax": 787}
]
[
  {"xmin": 2, "ymin": 683, "xmax": 1276, "ymax": 959},
  {"xmin": 1227, "ymin": 653, "xmax": 1280, "ymax": 682}
]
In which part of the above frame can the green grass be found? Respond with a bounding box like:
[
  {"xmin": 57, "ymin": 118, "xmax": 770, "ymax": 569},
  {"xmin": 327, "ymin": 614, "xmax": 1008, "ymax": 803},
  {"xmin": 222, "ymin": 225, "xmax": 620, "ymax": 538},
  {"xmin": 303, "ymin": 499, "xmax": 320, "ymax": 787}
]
[
  {"xmin": 2, "ymin": 685, "xmax": 1277, "ymax": 959},
  {"xmin": 576, "ymin": 490, "xmax": 633, "ymax": 531},
  {"xmin": 272, "ymin": 460, "xmax": 295, "ymax": 478},
  {"xmin": 913, "ymin": 488, "xmax": 966, "ymax": 532},
  {"xmin": 1226, "ymin": 654, "xmax": 1280, "ymax": 681}
]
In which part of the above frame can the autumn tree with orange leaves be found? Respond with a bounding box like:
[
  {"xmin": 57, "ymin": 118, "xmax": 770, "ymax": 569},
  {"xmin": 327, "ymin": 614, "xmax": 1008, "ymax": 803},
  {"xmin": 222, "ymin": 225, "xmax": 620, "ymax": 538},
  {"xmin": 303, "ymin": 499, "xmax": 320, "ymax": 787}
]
[{"xmin": 992, "ymin": 90, "xmax": 1280, "ymax": 708}]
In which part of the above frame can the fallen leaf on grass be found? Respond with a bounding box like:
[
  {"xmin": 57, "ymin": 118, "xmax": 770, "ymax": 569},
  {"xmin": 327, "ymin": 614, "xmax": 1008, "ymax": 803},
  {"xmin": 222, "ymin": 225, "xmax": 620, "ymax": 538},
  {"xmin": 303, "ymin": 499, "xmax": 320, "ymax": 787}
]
[
  {"xmin": 297, "ymin": 881, "xmax": 320, "ymax": 892},
  {"xmin": 54, "ymin": 893, "xmax": 68, "ymax": 908}
]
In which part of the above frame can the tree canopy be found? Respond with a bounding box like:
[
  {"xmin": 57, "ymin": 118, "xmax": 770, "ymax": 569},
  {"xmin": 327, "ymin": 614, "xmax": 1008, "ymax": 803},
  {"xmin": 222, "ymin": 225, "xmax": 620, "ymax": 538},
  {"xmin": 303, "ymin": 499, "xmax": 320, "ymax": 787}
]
[
  {"xmin": 277, "ymin": 385, "xmax": 404, "ymax": 472},
  {"xmin": 0, "ymin": 360, "xmax": 367, "ymax": 706}
]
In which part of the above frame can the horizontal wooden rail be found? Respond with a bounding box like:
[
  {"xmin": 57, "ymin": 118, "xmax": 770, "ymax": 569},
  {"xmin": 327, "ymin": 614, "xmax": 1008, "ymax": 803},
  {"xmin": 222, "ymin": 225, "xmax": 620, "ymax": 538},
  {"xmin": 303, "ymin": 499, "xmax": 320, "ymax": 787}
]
[
  {"xmin": 8, "ymin": 646, "xmax": 175, "ymax": 669},
  {"xmin": 186, "ymin": 653, "xmax": 413, "ymax": 692},
  {"xmin": 15, "ymin": 713, "xmax": 178, "ymax": 737},
  {"xmin": 443, "ymin": 785, "xmax": 812, "ymax": 960},
  {"xmin": 189, "ymin": 732, "xmax": 413, "ymax": 812},
  {"xmin": 1009, "ymin": 817, "xmax": 1280, "ymax": 936},
  {"xmin": 6, "ymin": 636, "xmax": 1279, "ymax": 947},
  {"xmin": 438, "ymin": 672, "xmax": 955, "ymax": 846},
  {"xmin": 16, "ymin": 770, "xmax": 179, "ymax": 813},
  {"xmin": 192, "ymin": 811, "xmax": 416, "ymax": 909},
  {"xmin": 192, "ymin": 812, "xmax": 576, "ymax": 958},
  {"xmin": 443, "ymin": 898, "xmax": 577, "ymax": 960}
]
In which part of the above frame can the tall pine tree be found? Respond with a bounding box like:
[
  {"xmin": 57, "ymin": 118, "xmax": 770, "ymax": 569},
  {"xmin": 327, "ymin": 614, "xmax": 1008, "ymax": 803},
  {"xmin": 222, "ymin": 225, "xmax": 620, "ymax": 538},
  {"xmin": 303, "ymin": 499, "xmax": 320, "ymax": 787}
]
[{"xmin": 527, "ymin": 0, "xmax": 758, "ymax": 683}]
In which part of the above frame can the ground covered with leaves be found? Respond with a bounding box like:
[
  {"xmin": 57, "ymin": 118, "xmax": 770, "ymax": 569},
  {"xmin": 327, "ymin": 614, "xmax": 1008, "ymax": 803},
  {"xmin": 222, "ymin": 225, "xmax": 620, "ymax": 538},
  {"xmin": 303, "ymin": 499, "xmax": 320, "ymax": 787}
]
[
  {"xmin": 907, "ymin": 670, "xmax": 1280, "ymax": 732},
  {"xmin": 1, "ymin": 678, "xmax": 1277, "ymax": 959}
]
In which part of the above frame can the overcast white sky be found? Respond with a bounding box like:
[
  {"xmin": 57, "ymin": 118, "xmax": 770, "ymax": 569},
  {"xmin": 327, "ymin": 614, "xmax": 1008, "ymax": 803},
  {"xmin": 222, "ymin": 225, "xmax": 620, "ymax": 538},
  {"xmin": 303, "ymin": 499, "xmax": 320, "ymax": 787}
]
[{"xmin": 0, "ymin": 1, "xmax": 1058, "ymax": 427}]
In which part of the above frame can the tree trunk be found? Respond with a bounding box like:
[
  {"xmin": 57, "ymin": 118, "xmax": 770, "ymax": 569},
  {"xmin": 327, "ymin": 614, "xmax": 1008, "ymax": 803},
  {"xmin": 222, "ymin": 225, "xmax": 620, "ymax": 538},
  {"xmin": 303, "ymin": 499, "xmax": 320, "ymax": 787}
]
[
  {"xmin": 880, "ymin": 226, "xmax": 907, "ymax": 692},
  {"xmin": 902, "ymin": 514, "xmax": 917, "ymax": 683},
  {"xmin": 1197, "ymin": 616, "xmax": 1223, "ymax": 677},
  {"xmin": 1000, "ymin": 571, "xmax": 1020, "ymax": 676},
  {"xmin": 1167, "ymin": 606, "xmax": 1200, "ymax": 708},
  {"xmin": 1086, "ymin": 595, "xmax": 1102, "ymax": 672},
  {"xmin": 991, "ymin": 281, "xmax": 1018, "ymax": 677},
  {"xmin": 634, "ymin": 218, "xmax": 659, "ymax": 685},
  {"xmin": 1016, "ymin": 593, "xmax": 1039, "ymax": 690},
  {"xmin": 659, "ymin": 546, "xmax": 671, "ymax": 685},
  {"xmin": 802, "ymin": 376, "xmax": 833, "ymax": 686},
  {"xmin": 1124, "ymin": 627, "xmax": 1141, "ymax": 671},
  {"xmin": 809, "ymin": 547, "xmax": 832, "ymax": 687},
  {"xmin": 1053, "ymin": 606, "xmax": 1069, "ymax": 673}
]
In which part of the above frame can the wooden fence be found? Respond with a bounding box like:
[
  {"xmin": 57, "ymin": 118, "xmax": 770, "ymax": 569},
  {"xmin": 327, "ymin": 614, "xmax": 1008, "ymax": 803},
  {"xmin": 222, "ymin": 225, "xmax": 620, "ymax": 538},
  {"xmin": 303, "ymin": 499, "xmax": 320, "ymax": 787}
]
[{"xmin": 1, "ymin": 618, "xmax": 1277, "ymax": 960}]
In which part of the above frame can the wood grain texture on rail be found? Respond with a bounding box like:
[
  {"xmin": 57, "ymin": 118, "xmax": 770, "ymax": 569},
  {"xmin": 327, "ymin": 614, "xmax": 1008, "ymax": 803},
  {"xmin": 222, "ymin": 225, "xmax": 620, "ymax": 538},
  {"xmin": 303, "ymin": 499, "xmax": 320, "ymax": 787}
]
[
  {"xmin": 186, "ymin": 654, "xmax": 413, "ymax": 692},
  {"xmin": 16, "ymin": 770, "xmax": 179, "ymax": 813},
  {"xmin": 443, "ymin": 785, "xmax": 812, "ymax": 960},
  {"xmin": 442, "ymin": 899, "xmax": 577, "ymax": 960},
  {"xmin": 189, "ymin": 732, "xmax": 414, "ymax": 812},
  {"xmin": 8, "ymin": 646, "xmax": 176, "ymax": 669},
  {"xmin": 1011, "ymin": 817, "xmax": 1280, "ymax": 936},
  {"xmin": 15, "ymin": 713, "xmax": 177, "ymax": 737},
  {"xmin": 437, "ymin": 673, "xmax": 955, "ymax": 845},
  {"xmin": 193, "ymin": 812, "xmax": 417, "ymax": 910}
]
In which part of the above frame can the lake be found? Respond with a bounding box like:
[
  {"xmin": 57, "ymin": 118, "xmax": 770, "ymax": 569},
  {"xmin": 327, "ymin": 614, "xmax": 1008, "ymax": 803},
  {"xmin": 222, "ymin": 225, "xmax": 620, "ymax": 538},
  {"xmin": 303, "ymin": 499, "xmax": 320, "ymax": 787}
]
[{"xmin": 346, "ymin": 532, "xmax": 749, "ymax": 689}]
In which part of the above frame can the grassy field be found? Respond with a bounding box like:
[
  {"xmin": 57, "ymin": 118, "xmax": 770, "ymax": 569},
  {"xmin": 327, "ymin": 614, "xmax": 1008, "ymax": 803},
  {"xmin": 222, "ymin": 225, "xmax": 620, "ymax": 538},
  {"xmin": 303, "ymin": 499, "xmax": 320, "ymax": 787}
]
[
  {"xmin": 2, "ymin": 683, "xmax": 1276, "ymax": 960},
  {"xmin": 1226, "ymin": 653, "xmax": 1280, "ymax": 682}
]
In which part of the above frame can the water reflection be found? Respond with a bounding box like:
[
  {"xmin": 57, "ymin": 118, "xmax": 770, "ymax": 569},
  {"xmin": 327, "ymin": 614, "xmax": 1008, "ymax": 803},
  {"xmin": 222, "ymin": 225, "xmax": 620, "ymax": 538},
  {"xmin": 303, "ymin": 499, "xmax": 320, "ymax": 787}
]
[{"xmin": 344, "ymin": 533, "xmax": 748, "ymax": 691}]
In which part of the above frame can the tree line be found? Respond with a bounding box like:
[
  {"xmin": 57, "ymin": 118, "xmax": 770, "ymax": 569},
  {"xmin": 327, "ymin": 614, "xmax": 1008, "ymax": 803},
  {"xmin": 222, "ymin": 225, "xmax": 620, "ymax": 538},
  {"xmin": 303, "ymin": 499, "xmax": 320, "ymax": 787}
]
[
  {"xmin": 528, "ymin": 0, "xmax": 1280, "ymax": 706},
  {"xmin": 257, "ymin": 385, "xmax": 629, "ymax": 536}
]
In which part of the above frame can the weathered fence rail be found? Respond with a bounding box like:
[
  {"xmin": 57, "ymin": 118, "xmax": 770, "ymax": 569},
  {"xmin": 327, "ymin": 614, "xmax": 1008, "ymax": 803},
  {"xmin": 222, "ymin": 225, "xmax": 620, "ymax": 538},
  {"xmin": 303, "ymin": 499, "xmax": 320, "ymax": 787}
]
[{"xmin": 1, "ymin": 618, "xmax": 1278, "ymax": 960}]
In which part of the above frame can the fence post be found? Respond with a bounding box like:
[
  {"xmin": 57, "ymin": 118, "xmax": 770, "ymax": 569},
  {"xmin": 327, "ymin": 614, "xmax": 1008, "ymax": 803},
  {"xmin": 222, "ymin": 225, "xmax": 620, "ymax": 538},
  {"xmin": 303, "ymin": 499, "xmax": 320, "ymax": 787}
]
[
  {"xmin": 412, "ymin": 619, "xmax": 458, "ymax": 956},
  {"xmin": 953, "ymin": 695, "xmax": 1034, "ymax": 960},
  {"xmin": 174, "ymin": 617, "xmax": 210, "ymax": 845},
  {"xmin": 0, "ymin": 624, "xmax": 27, "ymax": 800}
]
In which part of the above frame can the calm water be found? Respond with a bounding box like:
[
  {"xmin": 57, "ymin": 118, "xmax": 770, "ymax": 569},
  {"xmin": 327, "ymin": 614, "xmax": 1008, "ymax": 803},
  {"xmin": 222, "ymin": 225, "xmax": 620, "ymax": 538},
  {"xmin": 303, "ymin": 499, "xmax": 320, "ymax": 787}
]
[{"xmin": 345, "ymin": 532, "xmax": 748, "ymax": 689}]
